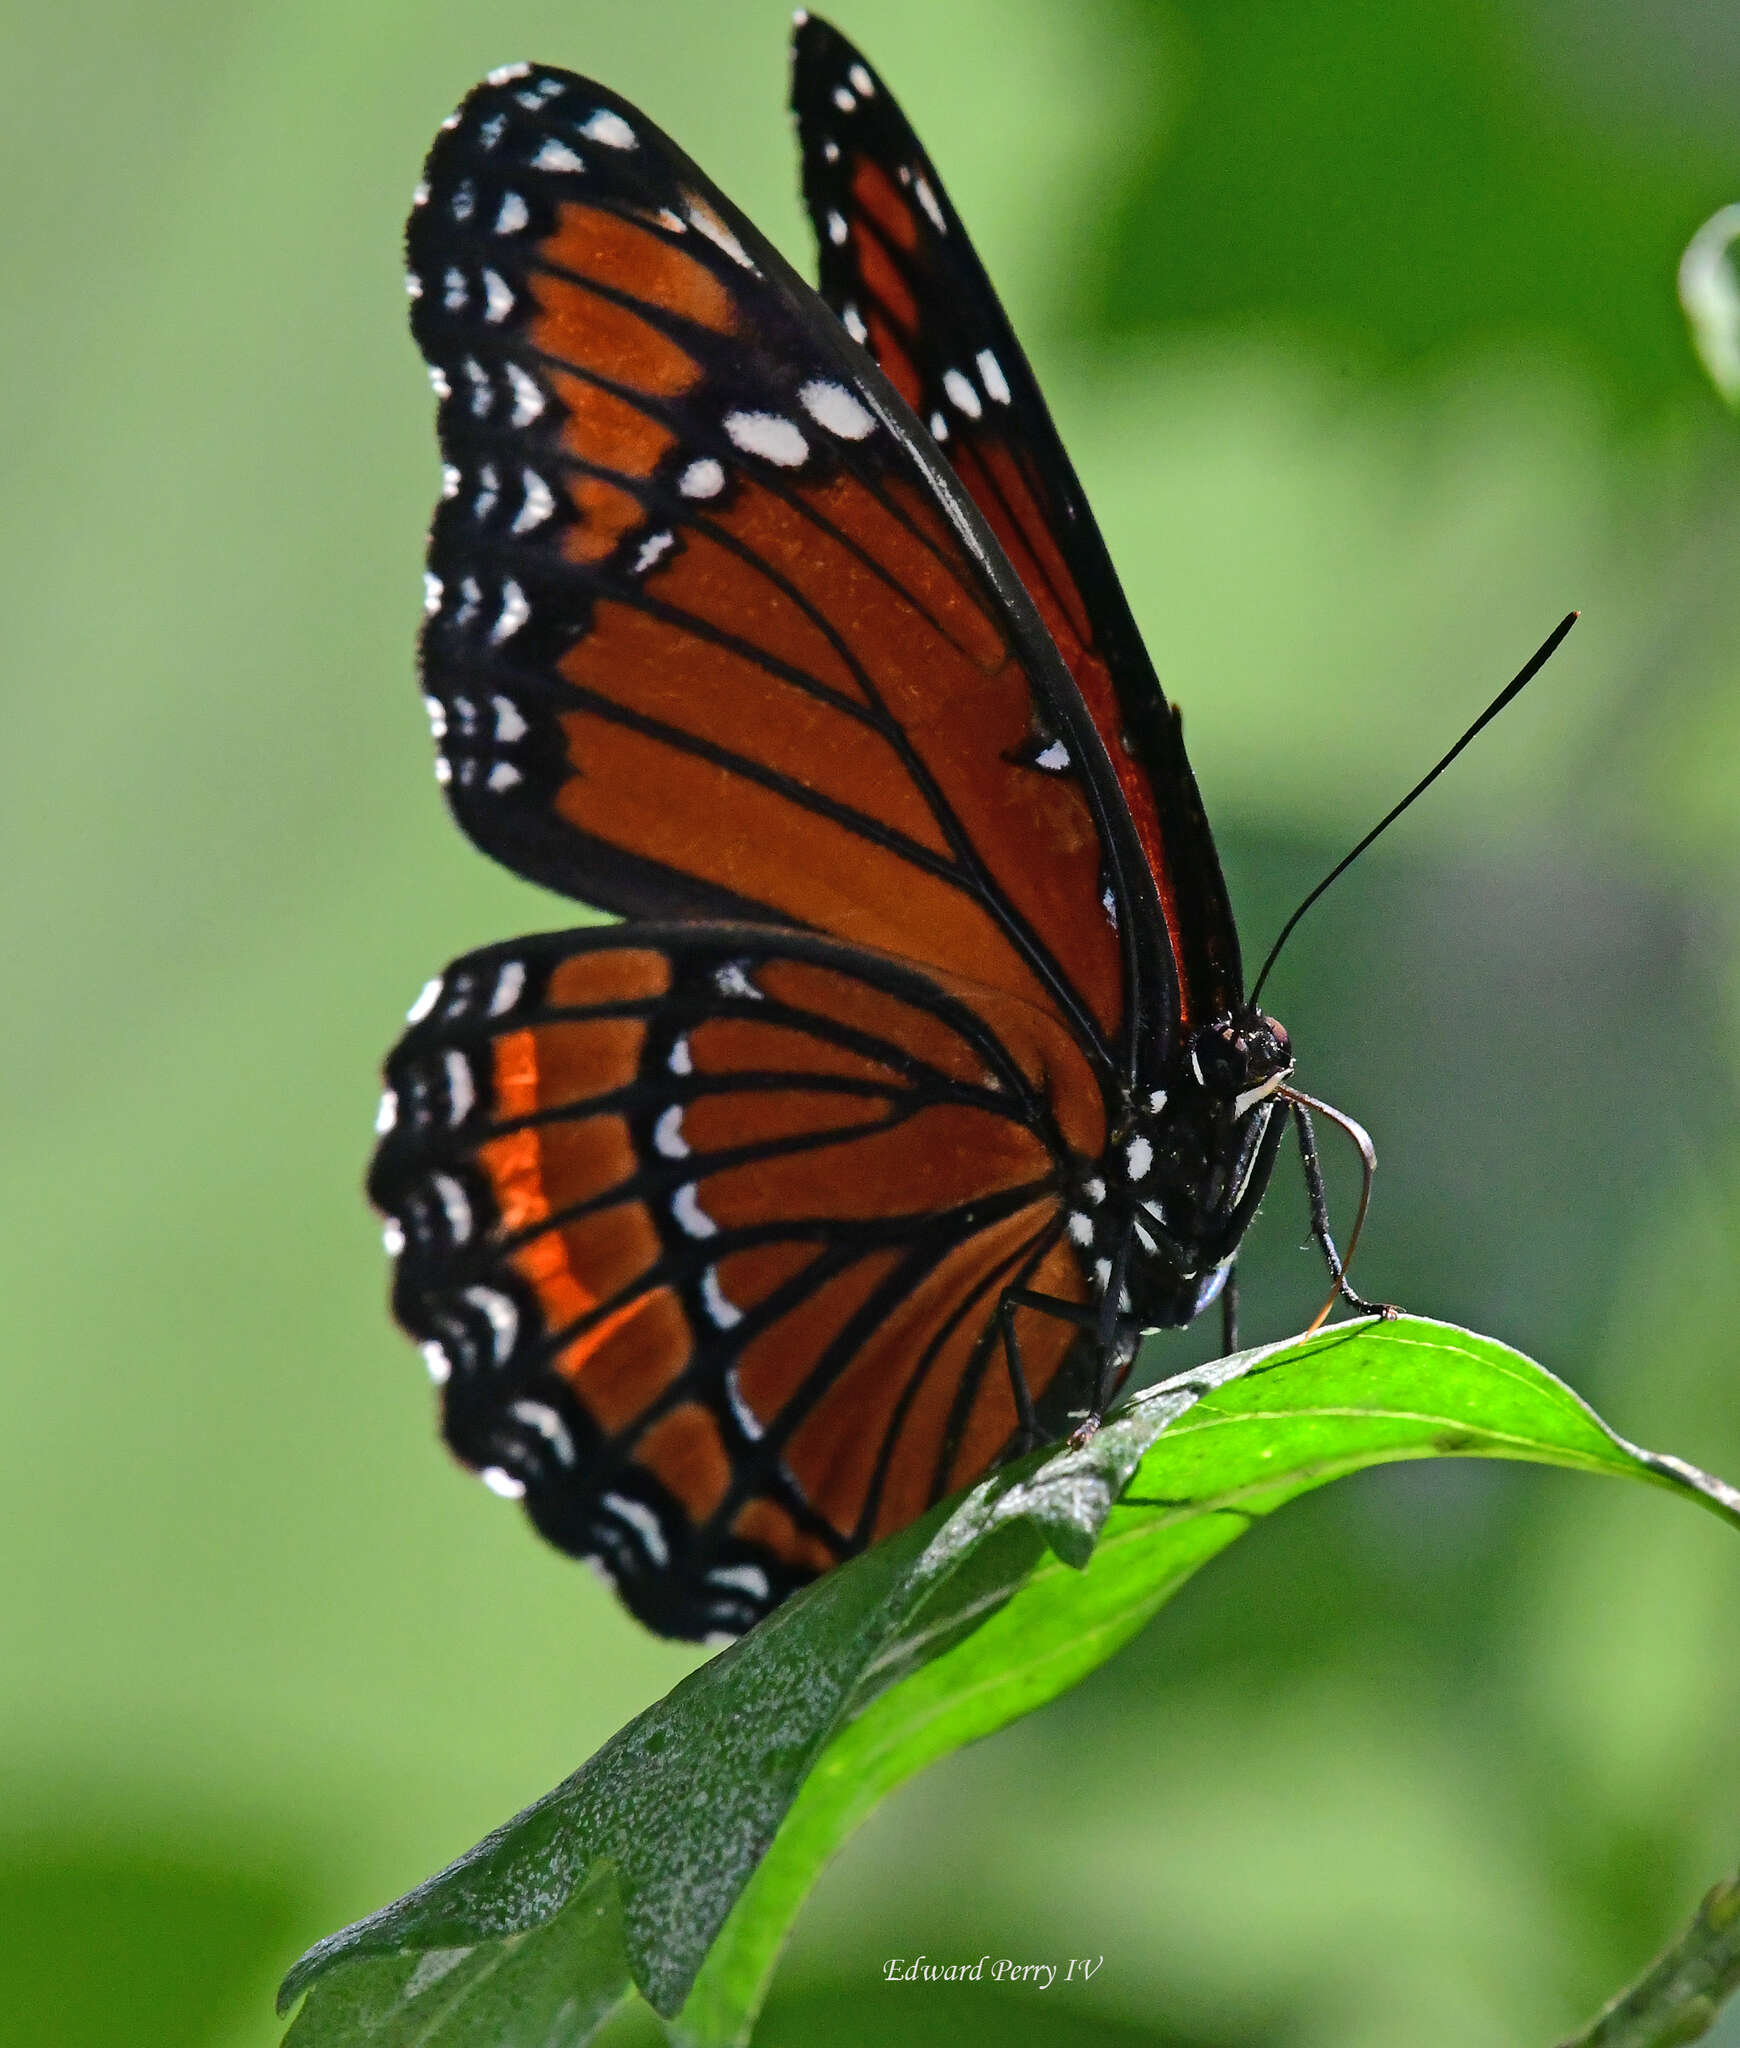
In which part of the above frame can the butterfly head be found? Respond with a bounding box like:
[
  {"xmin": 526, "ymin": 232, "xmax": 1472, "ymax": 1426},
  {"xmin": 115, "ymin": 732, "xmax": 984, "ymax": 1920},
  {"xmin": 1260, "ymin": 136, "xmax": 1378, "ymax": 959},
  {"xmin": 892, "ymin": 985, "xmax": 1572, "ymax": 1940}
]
[{"xmin": 1187, "ymin": 1010, "xmax": 1294, "ymax": 1121}]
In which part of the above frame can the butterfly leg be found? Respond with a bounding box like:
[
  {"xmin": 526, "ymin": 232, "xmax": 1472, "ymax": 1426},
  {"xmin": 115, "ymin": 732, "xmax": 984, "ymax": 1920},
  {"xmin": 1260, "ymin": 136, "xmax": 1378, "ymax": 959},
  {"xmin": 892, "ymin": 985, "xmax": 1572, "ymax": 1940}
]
[
  {"xmin": 1221, "ymin": 1263, "xmax": 1239, "ymax": 1354},
  {"xmin": 995, "ymin": 1291, "xmax": 1044, "ymax": 1455},
  {"xmin": 1290, "ymin": 1099, "xmax": 1394, "ymax": 1318},
  {"xmin": 998, "ymin": 1282, "xmax": 1140, "ymax": 1454}
]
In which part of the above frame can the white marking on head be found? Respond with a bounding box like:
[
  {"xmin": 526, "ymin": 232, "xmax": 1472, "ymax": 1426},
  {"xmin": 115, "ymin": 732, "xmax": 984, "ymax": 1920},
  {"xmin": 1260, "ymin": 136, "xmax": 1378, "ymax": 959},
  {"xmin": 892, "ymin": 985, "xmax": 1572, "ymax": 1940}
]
[
  {"xmin": 1234, "ymin": 1073, "xmax": 1286, "ymax": 1120},
  {"xmin": 505, "ymin": 362, "xmax": 544, "ymax": 425},
  {"xmin": 1125, "ymin": 1135, "xmax": 1153, "ymax": 1181},
  {"xmin": 833, "ymin": 86, "xmax": 856, "ymax": 113},
  {"xmin": 673, "ymin": 1183, "xmax": 717, "ymax": 1237},
  {"xmin": 602, "ymin": 1491, "xmax": 669, "ymax": 1566},
  {"xmin": 976, "ymin": 348, "xmax": 1012, "ymax": 403},
  {"xmin": 440, "ymin": 463, "xmax": 461, "ymax": 500},
  {"xmin": 375, "ymin": 1088, "xmax": 398, "ymax": 1134},
  {"xmin": 725, "ymin": 1367, "xmax": 763, "ymax": 1441},
  {"xmin": 701, "ymin": 1266, "xmax": 742, "ymax": 1329},
  {"xmin": 714, "ymin": 960, "xmax": 762, "ymax": 999},
  {"xmin": 427, "ymin": 364, "xmax": 451, "ymax": 400},
  {"xmin": 487, "ymin": 761, "xmax": 522, "ymax": 792},
  {"xmin": 668, "ymin": 1035, "xmax": 693, "ymax": 1075},
  {"xmin": 679, "ymin": 457, "xmax": 725, "ymax": 499},
  {"xmin": 510, "ymin": 1399, "xmax": 574, "ymax": 1464},
  {"xmin": 725, "ymin": 410, "xmax": 809, "ymax": 466},
  {"xmin": 423, "ymin": 571, "xmax": 444, "ymax": 616},
  {"xmin": 451, "ymin": 179, "xmax": 476, "ymax": 222},
  {"xmin": 1067, "ymin": 1211, "xmax": 1094, "ymax": 1248},
  {"xmin": 683, "ymin": 196, "xmax": 753, "ymax": 267},
  {"xmin": 408, "ymin": 976, "xmax": 443, "ymax": 1023},
  {"xmin": 512, "ymin": 469, "xmax": 555, "ymax": 532},
  {"xmin": 488, "ymin": 960, "xmax": 525, "ymax": 1015},
  {"xmin": 1085, "ymin": 1176, "xmax": 1106, "ymax": 1204},
  {"xmin": 463, "ymin": 355, "xmax": 492, "ymax": 416},
  {"xmin": 914, "ymin": 175, "xmax": 946, "ymax": 232},
  {"xmin": 481, "ymin": 1465, "xmax": 526, "ymax": 1499},
  {"xmin": 533, "ymin": 138, "xmax": 586, "ymax": 173},
  {"xmin": 465, "ymin": 1285, "xmax": 519, "ymax": 1362},
  {"xmin": 404, "ymin": 270, "xmax": 423, "ymax": 299},
  {"xmin": 495, "ymin": 191, "xmax": 530, "ymax": 235},
  {"xmin": 848, "ymin": 63, "xmax": 874, "ymax": 96},
  {"xmin": 490, "ymin": 579, "xmax": 530, "ymax": 643},
  {"xmin": 581, "ymin": 109, "xmax": 637, "ymax": 150},
  {"xmin": 826, "ymin": 209, "xmax": 849, "ymax": 246},
  {"xmin": 942, "ymin": 368, "xmax": 983, "ymax": 419},
  {"xmin": 632, "ymin": 529, "xmax": 676, "ymax": 574},
  {"xmin": 381, "ymin": 1217, "xmax": 406, "ymax": 1256},
  {"xmin": 799, "ymin": 378, "xmax": 875, "ymax": 439},
  {"xmin": 1189, "ymin": 1048, "xmax": 1205, "ymax": 1088},
  {"xmin": 841, "ymin": 303, "xmax": 868, "ymax": 343},
  {"xmin": 492, "ymin": 695, "xmax": 528, "ymax": 742},
  {"xmin": 482, "ymin": 268, "xmax": 514, "ymax": 322},
  {"xmin": 443, "ymin": 1048, "xmax": 475, "ymax": 1124},
  {"xmin": 432, "ymin": 1172, "xmax": 473, "ymax": 1243},
  {"xmin": 1035, "ymin": 739, "xmax": 1070, "ymax": 771},
  {"xmin": 421, "ymin": 1340, "xmax": 451, "ymax": 1385},
  {"xmin": 654, "ymin": 1104, "xmax": 690, "ymax": 1158},
  {"xmin": 487, "ymin": 60, "xmax": 531, "ymax": 84}
]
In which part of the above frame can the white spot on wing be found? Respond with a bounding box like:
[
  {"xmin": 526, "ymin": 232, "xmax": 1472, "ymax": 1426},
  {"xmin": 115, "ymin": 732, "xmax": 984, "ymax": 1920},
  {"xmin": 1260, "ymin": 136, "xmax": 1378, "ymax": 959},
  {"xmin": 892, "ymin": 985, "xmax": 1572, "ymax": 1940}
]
[
  {"xmin": 701, "ymin": 1266, "xmax": 742, "ymax": 1330},
  {"xmin": 427, "ymin": 363, "xmax": 451, "ymax": 400},
  {"xmin": 841, "ymin": 303, "xmax": 868, "ymax": 343},
  {"xmin": 478, "ymin": 113, "xmax": 507, "ymax": 150},
  {"xmin": 451, "ymin": 179, "xmax": 476, "ymax": 222},
  {"xmin": 463, "ymin": 356, "xmax": 492, "ymax": 416},
  {"xmin": 375, "ymin": 1088, "xmax": 398, "ymax": 1134},
  {"xmin": 482, "ymin": 268, "xmax": 514, "ymax": 322},
  {"xmin": 679, "ymin": 457, "xmax": 725, "ymax": 498},
  {"xmin": 709, "ymin": 1562, "xmax": 770, "ymax": 1601},
  {"xmin": 976, "ymin": 348, "xmax": 1012, "ymax": 403},
  {"xmin": 421, "ymin": 1340, "xmax": 451, "ymax": 1385},
  {"xmin": 512, "ymin": 469, "xmax": 555, "ymax": 531},
  {"xmin": 490, "ymin": 579, "xmax": 530, "ymax": 643},
  {"xmin": 668, "ymin": 1035, "xmax": 693, "ymax": 1075},
  {"xmin": 487, "ymin": 761, "xmax": 522, "ymax": 792},
  {"xmin": 443, "ymin": 1048, "xmax": 475, "ymax": 1124},
  {"xmin": 473, "ymin": 464, "xmax": 499, "ymax": 519},
  {"xmin": 423, "ymin": 571, "xmax": 444, "ymax": 617},
  {"xmin": 683, "ymin": 196, "xmax": 753, "ymax": 268},
  {"xmin": 799, "ymin": 378, "xmax": 875, "ymax": 439},
  {"xmin": 942, "ymin": 367, "xmax": 983, "ymax": 419},
  {"xmin": 466, "ymin": 1285, "xmax": 519, "ymax": 1362},
  {"xmin": 481, "ymin": 1465, "xmax": 526, "ymax": 1499},
  {"xmin": 929, "ymin": 410, "xmax": 950, "ymax": 440},
  {"xmin": 433, "ymin": 1172, "xmax": 473, "ymax": 1243},
  {"xmin": 633, "ymin": 529, "xmax": 675, "ymax": 574},
  {"xmin": 404, "ymin": 270, "xmax": 423, "ymax": 299},
  {"xmin": 433, "ymin": 755, "xmax": 453, "ymax": 785},
  {"xmin": 832, "ymin": 86, "xmax": 856, "ymax": 112},
  {"xmin": 442, "ymin": 267, "xmax": 467, "ymax": 311},
  {"xmin": 848, "ymin": 63, "xmax": 874, "ymax": 96},
  {"xmin": 511, "ymin": 1399, "xmax": 575, "ymax": 1464},
  {"xmin": 725, "ymin": 1368, "xmax": 763, "ymax": 1440},
  {"xmin": 1085, "ymin": 1176, "xmax": 1106, "ymax": 1204},
  {"xmin": 822, "ymin": 139, "xmax": 840, "ymax": 165},
  {"xmin": 440, "ymin": 463, "xmax": 461, "ymax": 500},
  {"xmin": 914, "ymin": 175, "xmax": 946, "ymax": 232},
  {"xmin": 1147, "ymin": 1088, "xmax": 1168, "ymax": 1113},
  {"xmin": 601, "ymin": 1491, "xmax": 669, "ymax": 1566},
  {"xmin": 381, "ymin": 1217, "xmax": 406, "ymax": 1256},
  {"xmin": 489, "ymin": 959, "xmax": 526, "ymax": 1015},
  {"xmin": 826, "ymin": 209, "xmax": 849, "ymax": 245},
  {"xmin": 1068, "ymin": 1211, "xmax": 1094, "ymax": 1248},
  {"xmin": 654, "ymin": 1104, "xmax": 690, "ymax": 1158},
  {"xmin": 533, "ymin": 138, "xmax": 586, "ymax": 173},
  {"xmin": 408, "ymin": 977, "xmax": 443, "ymax": 1022},
  {"xmin": 1125, "ymin": 1135, "xmax": 1153, "ymax": 1181},
  {"xmin": 725, "ymin": 410, "xmax": 809, "ymax": 466},
  {"xmin": 714, "ymin": 961, "xmax": 761, "ymax": 999},
  {"xmin": 581, "ymin": 109, "xmax": 637, "ymax": 150},
  {"xmin": 411, "ymin": 181, "xmax": 430, "ymax": 209},
  {"xmin": 493, "ymin": 694, "xmax": 528, "ymax": 742},
  {"xmin": 1035, "ymin": 739, "xmax": 1070, "ymax": 771},
  {"xmin": 506, "ymin": 362, "xmax": 544, "ymax": 425},
  {"xmin": 495, "ymin": 191, "xmax": 529, "ymax": 235},
  {"xmin": 487, "ymin": 60, "xmax": 531, "ymax": 84},
  {"xmin": 673, "ymin": 1183, "xmax": 717, "ymax": 1238}
]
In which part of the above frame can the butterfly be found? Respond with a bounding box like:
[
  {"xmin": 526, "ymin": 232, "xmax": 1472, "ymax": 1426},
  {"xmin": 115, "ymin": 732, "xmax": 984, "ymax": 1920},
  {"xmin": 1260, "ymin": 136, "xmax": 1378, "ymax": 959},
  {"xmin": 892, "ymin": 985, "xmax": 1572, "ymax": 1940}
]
[{"xmin": 369, "ymin": 13, "xmax": 1375, "ymax": 1642}]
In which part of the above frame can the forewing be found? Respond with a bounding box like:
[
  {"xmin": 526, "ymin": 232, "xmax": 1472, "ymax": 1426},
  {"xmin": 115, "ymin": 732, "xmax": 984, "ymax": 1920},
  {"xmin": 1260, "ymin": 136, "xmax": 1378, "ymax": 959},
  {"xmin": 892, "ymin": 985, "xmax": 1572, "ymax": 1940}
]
[
  {"xmin": 369, "ymin": 924, "xmax": 1099, "ymax": 1640},
  {"xmin": 405, "ymin": 62, "xmax": 1155, "ymax": 1067},
  {"xmin": 792, "ymin": 15, "xmax": 1245, "ymax": 1033}
]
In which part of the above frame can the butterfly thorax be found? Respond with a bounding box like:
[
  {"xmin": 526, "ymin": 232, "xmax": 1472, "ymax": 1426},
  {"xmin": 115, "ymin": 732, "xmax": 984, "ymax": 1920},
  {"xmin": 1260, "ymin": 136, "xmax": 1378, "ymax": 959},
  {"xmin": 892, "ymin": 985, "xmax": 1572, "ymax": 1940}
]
[{"xmin": 1073, "ymin": 1009, "xmax": 1294, "ymax": 1330}]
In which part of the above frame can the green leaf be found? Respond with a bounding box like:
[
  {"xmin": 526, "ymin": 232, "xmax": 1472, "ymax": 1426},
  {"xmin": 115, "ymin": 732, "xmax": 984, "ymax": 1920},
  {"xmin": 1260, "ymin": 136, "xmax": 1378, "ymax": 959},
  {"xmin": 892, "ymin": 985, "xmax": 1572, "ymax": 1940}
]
[{"xmin": 277, "ymin": 1318, "xmax": 1740, "ymax": 2048}]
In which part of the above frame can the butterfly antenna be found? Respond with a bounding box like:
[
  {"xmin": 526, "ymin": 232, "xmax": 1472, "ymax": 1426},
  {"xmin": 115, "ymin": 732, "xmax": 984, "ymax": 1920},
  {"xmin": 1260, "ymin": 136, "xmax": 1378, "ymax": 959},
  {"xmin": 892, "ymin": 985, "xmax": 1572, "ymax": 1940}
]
[{"xmin": 1248, "ymin": 612, "xmax": 1579, "ymax": 1008}]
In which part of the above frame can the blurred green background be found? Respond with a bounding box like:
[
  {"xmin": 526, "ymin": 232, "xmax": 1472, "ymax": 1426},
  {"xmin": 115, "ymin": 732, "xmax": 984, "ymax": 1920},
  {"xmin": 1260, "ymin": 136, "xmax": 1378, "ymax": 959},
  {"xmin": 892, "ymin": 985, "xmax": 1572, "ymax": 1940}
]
[{"xmin": 4, "ymin": 1, "xmax": 1738, "ymax": 2043}]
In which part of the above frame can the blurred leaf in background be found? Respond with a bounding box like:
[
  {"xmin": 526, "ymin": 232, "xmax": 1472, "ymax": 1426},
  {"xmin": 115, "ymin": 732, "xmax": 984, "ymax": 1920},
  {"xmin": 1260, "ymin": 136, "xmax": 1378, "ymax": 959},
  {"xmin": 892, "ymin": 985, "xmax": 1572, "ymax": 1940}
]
[{"xmin": 2, "ymin": 1, "xmax": 1737, "ymax": 2045}]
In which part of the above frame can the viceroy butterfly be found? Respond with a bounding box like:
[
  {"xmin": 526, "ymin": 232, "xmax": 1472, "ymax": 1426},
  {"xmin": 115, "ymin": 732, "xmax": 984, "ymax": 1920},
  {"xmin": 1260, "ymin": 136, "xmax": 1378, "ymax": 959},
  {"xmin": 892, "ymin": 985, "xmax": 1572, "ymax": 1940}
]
[{"xmin": 369, "ymin": 13, "xmax": 1391, "ymax": 1641}]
